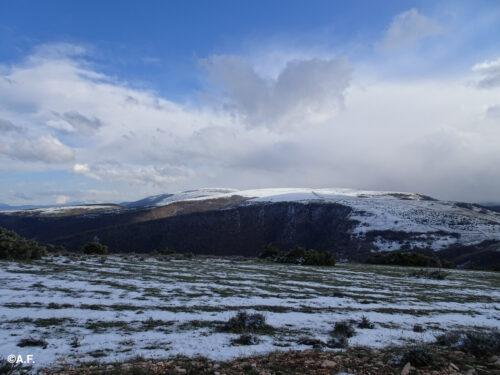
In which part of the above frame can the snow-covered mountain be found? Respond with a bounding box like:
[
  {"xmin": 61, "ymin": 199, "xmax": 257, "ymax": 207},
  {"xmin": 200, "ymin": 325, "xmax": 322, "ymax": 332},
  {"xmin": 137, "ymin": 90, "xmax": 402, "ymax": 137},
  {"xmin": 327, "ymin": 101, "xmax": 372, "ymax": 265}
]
[
  {"xmin": 122, "ymin": 187, "xmax": 500, "ymax": 251},
  {"xmin": 1, "ymin": 187, "xmax": 499, "ymax": 267}
]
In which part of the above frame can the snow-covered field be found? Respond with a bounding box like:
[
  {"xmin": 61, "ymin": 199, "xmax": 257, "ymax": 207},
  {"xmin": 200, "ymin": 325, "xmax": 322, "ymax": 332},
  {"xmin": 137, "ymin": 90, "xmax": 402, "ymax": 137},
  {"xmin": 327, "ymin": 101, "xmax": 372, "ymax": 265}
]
[{"xmin": 1, "ymin": 256, "xmax": 499, "ymax": 369}]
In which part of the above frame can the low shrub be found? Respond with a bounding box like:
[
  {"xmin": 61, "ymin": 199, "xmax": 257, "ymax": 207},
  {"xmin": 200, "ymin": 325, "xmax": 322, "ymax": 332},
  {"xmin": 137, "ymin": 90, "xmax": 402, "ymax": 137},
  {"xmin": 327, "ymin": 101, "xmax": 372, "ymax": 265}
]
[
  {"xmin": 0, "ymin": 227, "xmax": 47, "ymax": 261},
  {"xmin": 17, "ymin": 337, "xmax": 48, "ymax": 349},
  {"xmin": 302, "ymin": 249, "xmax": 336, "ymax": 266},
  {"xmin": 332, "ymin": 320, "xmax": 356, "ymax": 338},
  {"xmin": 366, "ymin": 252, "xmax": 453, "ymax": 268},
  {"xmin": 436, "ymin": 329, "xmax": 500, "ymax": 357},
  {"xmin": 413, "ymin": 324, "xmax": 425, "ymax": 333},
  {"xmin": 0, "ymin": 359, "xmax": 29, "ymax": 375},
  {"xmin": 435, "ymin": 331, "xmax": 463, "ymax": 347},
  {"xmin": 261, "ymin": 245, "xmax": 336, "ymax": 266},
  {"xmin": 461, "ymin": 330, "xmax": 500, "ymax": 357},
  {"xmin": 44, "ymin": 243, "xmax": 66, "ymax": 253},
  {"xmin": 222, "ymin": 311, "xmax": 273, "ymax": 334},
  {"xmin": 358, "ymin": 316, "xmax": 375, "ymax": 329},
  {"xmin": 159, "ymin": 248, "xmax": 175, "ymax": 256},
  {"xmin": 441, "ymin": 259, "xmax": 455, "ymax": 268},
  {"xmin": 258, "ymin": 244, "xmax": 280, "ymax": 259},
  {"xmin": 81, "ymin": 242, "xmax": 107, "ymax": 255},
  {"xmin": 183, "ymin": 252, "xmax": 194, "ymax": 259},
  {"xmin": 402, "ymin": 345, "xmax": 436, "ymax": 367},
  {"xmin": 231, "ymin": 334, "xmax": 259, "ymax": 346},
  {"xmin": 326, "ymin": 336, "xmax": 348, "ymax": 348}
]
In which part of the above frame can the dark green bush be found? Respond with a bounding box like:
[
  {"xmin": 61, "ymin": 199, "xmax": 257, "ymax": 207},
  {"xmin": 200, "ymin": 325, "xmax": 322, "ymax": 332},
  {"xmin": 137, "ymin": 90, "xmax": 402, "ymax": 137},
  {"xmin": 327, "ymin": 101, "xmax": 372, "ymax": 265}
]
[
  {"xmin": 282, "ymin": 245, "xmax": 307, "ymax": 263},
  {"xmin": 402, "ymin": 345, "xmax": 436, "ymax": 367},
  {"xmin": 436, "ymin": 329, "xmax": 500, "ymax": 357},
  {"xmin": 0, "ymin": 227, "xmax": 47, "ymax": 261},
  {"xmin": 0, "ymin": 359, "xmax": 27, "ymax": 375},
  {"xmin": 331, "ymin": 320, "xmax": 356, "ymax": 338},
  {"xmin": 159, "ymin": 248, "xmax": 175, "ymax": 256},
  {"xmin": 17, "ymin": 337, "xmax": 48, "ymax": 348},
  {"xmin": 413, "ymin": 324, "xmax": 425, "ymax": 332},
  {"xmin": 441, "ymin": 259, "xmax": 455, "ymax": 268},
  {"xmin": 258, "ymin": 244, "xmax": 280, "ymax": 259},
  {"xmin": 221, "ymin": 311, "xmax": 274, "ymax": 334},
  {"xmin": 366, "ymin": 251, "xmax": 453, "ymax": 268},
  {"xmin": 275, "ymin": 245, "xmax": 335, "ymax": 266},
  {"xmin": 44, "ymin": 244, "xmax": 66, "ymax": 253},
  {"xmin": 81, "ymin": 242, "xmax": 108, "ymax": 255},
  {"xmin": 435, "ymin": 331, "xmax": 462, "ymax": 346},
  {"xmin": 358, "ymin": 316, "xmax": 375, "ymax": 329},
  {"xmin": 303, "ymin": 249, "xmax": 335, "ymax": 266}
]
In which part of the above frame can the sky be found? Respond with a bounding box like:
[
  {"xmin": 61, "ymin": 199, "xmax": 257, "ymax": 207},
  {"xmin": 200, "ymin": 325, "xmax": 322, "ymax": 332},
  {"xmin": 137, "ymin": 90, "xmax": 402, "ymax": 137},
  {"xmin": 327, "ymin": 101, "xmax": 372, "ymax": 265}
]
[{"xmin": 1, "ymin": 0, "xmax": 500, "ymax": 205}]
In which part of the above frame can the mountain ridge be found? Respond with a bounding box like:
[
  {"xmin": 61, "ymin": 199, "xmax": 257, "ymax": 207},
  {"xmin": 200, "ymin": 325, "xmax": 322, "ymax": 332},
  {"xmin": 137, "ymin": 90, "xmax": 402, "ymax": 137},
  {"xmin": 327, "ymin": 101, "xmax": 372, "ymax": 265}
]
[{"xmin": 1, "ymin": 187, "xmax": 499, "ymax": 268}]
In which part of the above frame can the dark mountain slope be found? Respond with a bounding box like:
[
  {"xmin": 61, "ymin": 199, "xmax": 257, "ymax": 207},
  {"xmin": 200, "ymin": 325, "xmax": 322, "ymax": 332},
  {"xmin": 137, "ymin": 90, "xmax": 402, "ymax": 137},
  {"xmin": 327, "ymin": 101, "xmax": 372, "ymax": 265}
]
[
  {"xmin": 0, "ymin": 195, "xmax": 247, "ymax": 242},
  {"xmin": 52, "ymin": 202, "xmax": 356, "ymax": 257}
]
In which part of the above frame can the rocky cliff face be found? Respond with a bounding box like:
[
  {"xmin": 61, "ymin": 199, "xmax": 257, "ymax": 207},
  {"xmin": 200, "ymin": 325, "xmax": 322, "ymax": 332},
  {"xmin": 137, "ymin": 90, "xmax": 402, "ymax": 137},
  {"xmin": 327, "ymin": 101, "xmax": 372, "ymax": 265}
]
[{"xmin": 51, "ymin": 202, "xmax": 356, "ymax": 257}]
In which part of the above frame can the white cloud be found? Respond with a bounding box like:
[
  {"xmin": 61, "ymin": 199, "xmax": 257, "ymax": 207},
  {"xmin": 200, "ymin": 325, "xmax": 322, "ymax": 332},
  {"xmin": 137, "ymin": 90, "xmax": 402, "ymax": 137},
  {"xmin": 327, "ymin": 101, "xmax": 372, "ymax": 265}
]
[
  {"xmin": 201, "ymin": 55, "xmax": 352, "ymax": 130},
  {"xmin": 73, "ymin": 163, "xmax": 100, "ymax": 180},
  {"xmin": 73, "ymin": 162, "xmax": 192, "ymax": 186},
  {"xmin": 377, "ymin": 8, "xmax": 444, "ymax": 51},
  {"xmin": 1, "ymin": 43, "xmax": 500, "ymax": 202},
  {"xmin": 472, "ymin": 57, "xmax": 500, "ymax": 88},
  {"xmin": 0, "ymin": 135, "xmax": 74, "ymax": 163}
]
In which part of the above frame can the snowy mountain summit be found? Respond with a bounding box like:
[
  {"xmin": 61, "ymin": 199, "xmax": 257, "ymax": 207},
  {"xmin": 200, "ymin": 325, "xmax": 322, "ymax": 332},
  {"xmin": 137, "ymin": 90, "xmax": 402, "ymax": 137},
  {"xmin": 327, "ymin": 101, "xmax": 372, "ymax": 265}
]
[{"xmin": 126, "ymin": 187, "xmax": 500, "ymax": 251}]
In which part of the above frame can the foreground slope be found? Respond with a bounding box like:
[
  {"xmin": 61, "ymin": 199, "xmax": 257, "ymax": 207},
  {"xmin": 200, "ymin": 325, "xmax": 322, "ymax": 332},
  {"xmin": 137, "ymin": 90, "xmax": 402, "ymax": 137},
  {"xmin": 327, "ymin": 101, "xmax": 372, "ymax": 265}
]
[{"xmin": 1, "ymin": 255, "xmax": 498, "ymax": 369}]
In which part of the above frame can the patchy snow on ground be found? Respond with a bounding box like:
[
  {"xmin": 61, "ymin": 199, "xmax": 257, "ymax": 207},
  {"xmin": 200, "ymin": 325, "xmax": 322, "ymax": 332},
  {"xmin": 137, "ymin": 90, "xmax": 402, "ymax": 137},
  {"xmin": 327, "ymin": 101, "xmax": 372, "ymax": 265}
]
[{"xmin": 0, "ymin": 256, "xmax": 498, "ymax": 368}]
